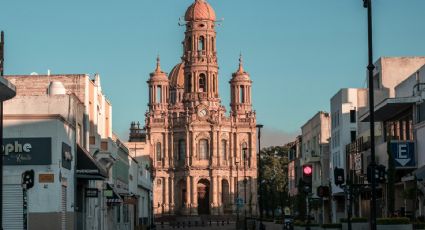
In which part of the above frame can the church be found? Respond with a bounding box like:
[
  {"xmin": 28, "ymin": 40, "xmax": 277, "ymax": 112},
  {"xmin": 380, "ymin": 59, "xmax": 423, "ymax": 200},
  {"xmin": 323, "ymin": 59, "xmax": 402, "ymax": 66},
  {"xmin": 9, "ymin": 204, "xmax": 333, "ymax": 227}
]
[{"xmin": 144, "ymin": 0, "xmax": 258, "ymax": 217}]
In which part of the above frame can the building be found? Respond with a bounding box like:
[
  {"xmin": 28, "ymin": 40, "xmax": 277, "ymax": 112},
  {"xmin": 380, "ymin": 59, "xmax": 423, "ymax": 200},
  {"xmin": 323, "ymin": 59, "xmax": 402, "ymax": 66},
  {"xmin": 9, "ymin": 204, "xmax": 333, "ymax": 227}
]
[
  {"xmin": 301, "ymin": 111, "xmax": 331, "ymax": 224},
  {"xmin": 3, "ymin": 73, "xmax": 145, "ymax": 229},
  {"xmin": 127, "ymin": 122, "xmax": 153, "ymax": 229},
  {"xmin": 349, "ymin": 57, "xmax": 425, "ymax": 218},
  {"xmin": 143, "ymin": 0, "xmax": 258, "ymax": 218},
  {"xmin": 329, "ymin": 88, "xmax": 367, "ymax": 222}
]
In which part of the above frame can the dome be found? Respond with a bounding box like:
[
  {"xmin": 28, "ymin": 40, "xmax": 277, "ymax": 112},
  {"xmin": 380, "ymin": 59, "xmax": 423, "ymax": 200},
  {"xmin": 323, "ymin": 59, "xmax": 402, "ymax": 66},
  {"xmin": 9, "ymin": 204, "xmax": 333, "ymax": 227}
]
[
  {"xmin": 185, "ymin": 0, "xmax": 216, "ymax": 22},
  {"xmin": 149, "ymin": 57, "xmax": 169, "ymax": 82},
  {"xmin": 169, "ymin": 62, "xmax": 185, "ymax": 88}
]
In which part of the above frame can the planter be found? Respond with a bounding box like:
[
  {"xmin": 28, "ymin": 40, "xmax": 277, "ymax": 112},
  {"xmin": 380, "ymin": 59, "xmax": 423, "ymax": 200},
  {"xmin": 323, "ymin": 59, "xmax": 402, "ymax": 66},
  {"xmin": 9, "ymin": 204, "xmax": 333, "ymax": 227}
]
[
  {"xmin": 377, "ymin": 224, "xmax": 412, "ymax": 230},
  {"xmin": 341, "ymin": 222, "xmax": 368, "ymax": 230}
]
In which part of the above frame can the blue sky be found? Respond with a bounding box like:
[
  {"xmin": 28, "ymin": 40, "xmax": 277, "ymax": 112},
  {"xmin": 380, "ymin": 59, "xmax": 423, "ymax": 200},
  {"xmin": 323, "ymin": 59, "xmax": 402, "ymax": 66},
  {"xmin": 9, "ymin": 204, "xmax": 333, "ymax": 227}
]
[{"xmin": 1, "ymin": 0, "xmax": 425, "ymax": 146}]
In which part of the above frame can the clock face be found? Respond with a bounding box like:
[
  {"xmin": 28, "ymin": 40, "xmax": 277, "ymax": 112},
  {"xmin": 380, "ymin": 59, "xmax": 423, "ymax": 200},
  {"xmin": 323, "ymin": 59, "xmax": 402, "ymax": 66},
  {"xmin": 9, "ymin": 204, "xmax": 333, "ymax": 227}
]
[{"xmin": 198, "ymin": 109, "xmax": 208, "ymax": 117}]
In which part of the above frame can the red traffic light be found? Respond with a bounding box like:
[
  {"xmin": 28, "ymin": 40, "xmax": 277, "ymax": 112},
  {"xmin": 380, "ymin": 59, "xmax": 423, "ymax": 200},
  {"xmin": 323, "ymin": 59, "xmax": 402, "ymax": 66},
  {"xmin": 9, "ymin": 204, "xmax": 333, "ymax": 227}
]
[{"xmin": 303, "ymin": 165, "xmax": 313, "ymax": 176}]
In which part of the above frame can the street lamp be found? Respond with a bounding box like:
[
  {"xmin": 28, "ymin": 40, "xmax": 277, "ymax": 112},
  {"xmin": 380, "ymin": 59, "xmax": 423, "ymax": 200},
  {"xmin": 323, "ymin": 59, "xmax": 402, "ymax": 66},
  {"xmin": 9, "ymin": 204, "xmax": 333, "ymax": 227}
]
[
  {"xmin": 243, "ymin": 147, "xmax": 248, "ymax": 230},
  {"xmin": 256, "ymin": 124, "xmax": 264, "ymax": 230},
  {"xmin": 362, "ymin": 1, "xmax": 377, "ymax": 230}
]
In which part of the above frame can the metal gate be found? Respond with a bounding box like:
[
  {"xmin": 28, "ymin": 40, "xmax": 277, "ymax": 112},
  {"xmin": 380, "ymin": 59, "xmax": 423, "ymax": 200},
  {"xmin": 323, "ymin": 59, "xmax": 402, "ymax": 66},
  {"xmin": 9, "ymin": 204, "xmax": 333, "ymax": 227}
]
[
  {"xmin": 61, "ymin": 185, "xmax": 67, "ymax": 230},
  {"xmin": 3, "ymin": 184, "xmax": 24, "ymax": 230}
]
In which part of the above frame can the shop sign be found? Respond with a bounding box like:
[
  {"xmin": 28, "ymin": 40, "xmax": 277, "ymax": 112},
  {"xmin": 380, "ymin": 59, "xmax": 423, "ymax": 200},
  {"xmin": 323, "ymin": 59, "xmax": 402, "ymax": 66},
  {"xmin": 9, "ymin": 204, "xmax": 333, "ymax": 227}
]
[
  {"xmin": 390, "ymin": 141, "xmax": 415, "ymax": 168},
  {"xmin": 354, "ymin": 153, "xmax": 362, "ymax": 174},
  {"xmin": 104, "ymin": 189, "xmax": 113, "ymax": 198},
  {"xmin": 61, "ymin": 143, "xmax": 72, "ymax": 170},
  {"xmin": 39, "ymin": 174, "xmax": 54, "ymax": 183},
  {"xmin": 85, "ymin": 188, "xmax": 99, "ymax": 198},
  {"xmin": 2, "ymin": 138, "xmax": 51, "ymax": 165}
]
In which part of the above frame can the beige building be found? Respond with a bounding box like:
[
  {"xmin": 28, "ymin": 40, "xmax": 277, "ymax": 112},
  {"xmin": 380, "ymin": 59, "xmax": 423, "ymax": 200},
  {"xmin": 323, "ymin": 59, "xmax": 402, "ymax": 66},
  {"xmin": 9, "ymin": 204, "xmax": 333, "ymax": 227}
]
[{"xmin": 144, "ymin": 0, "xmax": 258, "ymax": 217}]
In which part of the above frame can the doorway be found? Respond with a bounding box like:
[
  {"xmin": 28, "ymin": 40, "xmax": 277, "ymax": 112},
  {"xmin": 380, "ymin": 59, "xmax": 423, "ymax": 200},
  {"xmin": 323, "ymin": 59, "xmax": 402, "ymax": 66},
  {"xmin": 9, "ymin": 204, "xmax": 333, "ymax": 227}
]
[{"xmin": 197, "ymin": 179, "xmax": 210, "ymax": 215}]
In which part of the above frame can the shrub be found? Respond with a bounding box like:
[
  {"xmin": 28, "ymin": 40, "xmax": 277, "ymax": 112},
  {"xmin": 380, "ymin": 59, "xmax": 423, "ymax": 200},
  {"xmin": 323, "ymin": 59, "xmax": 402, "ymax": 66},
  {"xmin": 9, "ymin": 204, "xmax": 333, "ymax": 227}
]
[
  {"xmin": 321, "ymin": 223, "xmax": 342, "ymax": 228},
  {"xmin": 415, "ymin": 223, "xmax": 425, "ymax": 229},
  {"xmin": 376, "ymin": 217, "xmax": 410, "ymax": 225},
  {"xmin": 340, "ymin": 217, "xmax": 368, "ymax": 223}
]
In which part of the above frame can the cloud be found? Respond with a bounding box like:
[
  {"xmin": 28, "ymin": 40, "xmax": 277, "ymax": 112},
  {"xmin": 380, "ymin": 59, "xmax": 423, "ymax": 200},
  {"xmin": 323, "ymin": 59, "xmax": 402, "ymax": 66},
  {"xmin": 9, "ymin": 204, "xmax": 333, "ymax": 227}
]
[{"xmin": 260, "ymin": 128, "xmax": 299, "ymax": 147}]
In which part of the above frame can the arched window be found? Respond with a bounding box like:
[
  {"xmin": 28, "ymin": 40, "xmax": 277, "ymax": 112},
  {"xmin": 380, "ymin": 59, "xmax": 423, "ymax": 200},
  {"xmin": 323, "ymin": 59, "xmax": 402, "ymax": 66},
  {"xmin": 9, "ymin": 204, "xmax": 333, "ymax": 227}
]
[
  {"xmin": 156, "ymin": 86, "xmax": 162, "ymax": 103},
  {"xmin": 242, "ymin": 142, "xmax": 248, "ymax": 161},
  {"xmin": 239, "ymin": 85, "xmax": 245, "ymax": 103},
  {"xmin": 199, "ymin": 139, "xmax": 209, "ymax": 160},
  {"xmin": 156, "ymin": 142, "xmax": 162, "ymax": 162},
  {"xmin": 188, "ymin": 37, "xmax": 192, "ymax": 51},
  {"xmin": 178, "ymin": 139, "xmax": 186, "ymax": 162},
  {"xmin": 213, "ymin": 75, "xmax": 216, "ymax": 93},
  {"xmin": 199, "ymin": 74, "xmax": 206, "ymax": 92},
  {"xmin": 221, "ymin": 140, "xmax": 227, "ymax": 161},
  {"xmin": 198, "ymin": 36, "xmax": 205, "ymax": 51}
]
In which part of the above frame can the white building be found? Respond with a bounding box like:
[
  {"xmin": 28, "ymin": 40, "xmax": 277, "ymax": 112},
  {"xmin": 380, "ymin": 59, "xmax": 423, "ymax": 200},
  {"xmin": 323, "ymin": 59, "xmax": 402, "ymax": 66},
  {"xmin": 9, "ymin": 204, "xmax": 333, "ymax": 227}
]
[
  {"xmin": 301, "ymin": 111, "xmax": 331, "ymax": 224},
  {"xmin": 329, "ymin": 88, "xmax": 367, "ymax": 222}
]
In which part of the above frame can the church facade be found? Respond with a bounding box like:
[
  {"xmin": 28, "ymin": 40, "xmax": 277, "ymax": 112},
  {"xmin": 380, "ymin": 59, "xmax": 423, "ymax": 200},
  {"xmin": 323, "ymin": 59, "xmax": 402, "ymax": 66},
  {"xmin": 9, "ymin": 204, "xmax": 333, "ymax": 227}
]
[{"xmin": 145, "ymin": 0, "xmax": 258, "ymax": 217}]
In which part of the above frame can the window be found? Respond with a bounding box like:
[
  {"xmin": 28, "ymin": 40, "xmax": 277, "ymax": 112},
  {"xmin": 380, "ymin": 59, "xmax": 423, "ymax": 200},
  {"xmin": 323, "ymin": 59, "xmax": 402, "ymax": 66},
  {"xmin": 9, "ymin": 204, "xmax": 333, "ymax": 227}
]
[
  {"xmin": 178, "ymin": 139, "xmax": 186, "ymax": 161},
  {"xmin": 350, "ymin": 131, "xmax": 357, "ymax": 143},
  {"xmin": 156, "ymin": 86, "xmax": 162, "ymax": 103},
  {"xmin": 242, "ymin": 142, "xmax": 248, "ymax": 161},
  {"xmin": 350, "ymin": 110, "xmax": 356, "ymax": 123},
  {"xmin": 199, "ymin": 74, "xmax": 206, "ymax": 92},
  {"xmin": 211, "ymin": 37, "xmax": 215, "ymax": 51},
  {"xmin": 419, "ymin": 103, "xmax": 425, "ymax": 123},
  {"xmin": 156, "ymin": 142, "xmax": 162, "ymax": 161},
  {"xmin": 221, "ymin": 140, "xmax": 227, "ymax": 161},
  {"xmin": 199, "ymin": 139, "xmax": 209, "ymax": 160},
  {"xmin": 185, "ymin": 74, "xmax": 192, "ymax": 92},
  {"xmin": 187, "ymin": 37, "xmax": 192, "ymax": 51},
  {"xmin": 239, "ymin": 86, "xmax": 245, "ymax": 103},
  {"xmin": 198, "ymin": 36, "xmax": 205, "ymax": 51}
]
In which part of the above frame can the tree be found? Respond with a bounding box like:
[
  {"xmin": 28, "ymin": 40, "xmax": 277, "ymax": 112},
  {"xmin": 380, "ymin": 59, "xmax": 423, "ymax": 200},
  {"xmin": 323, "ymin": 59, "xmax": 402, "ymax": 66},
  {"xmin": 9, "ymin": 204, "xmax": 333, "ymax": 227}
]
[{"xmin": 259, "ymin": 146, "xmax": 290, "ymax": 218}]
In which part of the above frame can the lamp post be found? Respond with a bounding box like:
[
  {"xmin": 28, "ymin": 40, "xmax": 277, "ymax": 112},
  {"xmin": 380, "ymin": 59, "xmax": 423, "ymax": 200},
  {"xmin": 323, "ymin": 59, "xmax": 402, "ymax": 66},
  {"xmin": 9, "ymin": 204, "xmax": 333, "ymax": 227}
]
[
  {"xmin": 362, "ymin": 1, "xmax": 377, "ymax": 229},
  {"xmin": 243, "ymin": 147, "xmax": 248, "ymax": 230},
  {"xmin": 256, "ymin": 124, "xmax": 265, "ymax": 230}
]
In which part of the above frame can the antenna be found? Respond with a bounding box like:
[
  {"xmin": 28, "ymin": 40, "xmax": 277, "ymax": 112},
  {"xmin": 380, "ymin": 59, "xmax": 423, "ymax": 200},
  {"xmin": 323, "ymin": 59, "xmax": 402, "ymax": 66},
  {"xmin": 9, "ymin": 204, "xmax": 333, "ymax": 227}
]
[{"xmin": 0, "ymin": 31, "xmax": 4, "ymax": 76}]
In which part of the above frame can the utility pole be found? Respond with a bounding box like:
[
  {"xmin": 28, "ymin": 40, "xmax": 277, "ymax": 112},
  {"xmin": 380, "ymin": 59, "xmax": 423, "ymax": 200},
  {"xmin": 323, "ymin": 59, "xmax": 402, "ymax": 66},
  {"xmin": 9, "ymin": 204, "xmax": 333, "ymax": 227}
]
[{"xmin": 362, "ymin": 0, "xmax": 377, "ymax": 229}]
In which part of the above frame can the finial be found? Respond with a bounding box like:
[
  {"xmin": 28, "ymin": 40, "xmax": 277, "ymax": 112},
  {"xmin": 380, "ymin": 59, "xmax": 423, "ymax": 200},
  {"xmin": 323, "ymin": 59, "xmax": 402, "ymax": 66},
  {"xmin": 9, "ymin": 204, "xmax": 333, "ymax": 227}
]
[
  {"xmin": 237, "ymin": 53, "xmax": 244, "ymax": 73},
  {"xmin": 155, "ymin": 55, "xmax": 161, "ymax": 73}
]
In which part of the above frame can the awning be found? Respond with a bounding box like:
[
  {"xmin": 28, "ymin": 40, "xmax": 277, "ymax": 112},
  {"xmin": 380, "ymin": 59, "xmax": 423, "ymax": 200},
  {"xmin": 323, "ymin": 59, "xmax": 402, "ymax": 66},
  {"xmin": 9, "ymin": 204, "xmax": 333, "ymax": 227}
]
[
  {"xmin": 105, "ymin": 183, "xmax": 122, "ymax": 205},
  {"xmin": 360, "ymin": 97, "xmax": 418, "ymax": 122},
  {"xmin": 0, "ymin": 77, "xmax": 16, "ymax": 101},
  {"xmin": 76, "ymin": 144, "xmax": 108, "ymax": 180}
]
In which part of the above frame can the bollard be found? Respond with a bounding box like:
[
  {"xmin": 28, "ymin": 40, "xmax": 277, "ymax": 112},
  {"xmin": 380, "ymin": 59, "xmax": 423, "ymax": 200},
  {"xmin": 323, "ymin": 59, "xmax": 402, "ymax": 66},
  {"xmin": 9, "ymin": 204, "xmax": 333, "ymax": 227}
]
[
  {"xmin": 177, "ymin": 222, "xmax": 180, "ymax": 229},
  {"xmin": 209, "ymin": 220, "xmax": 212, "ymax": 226},
  {"xmin": 227, "ymin": 219, "xmax": 230, "ymax": 225},
  {"xmin": 188, "ymin": 221, "xmax": 191, "ymax": 228},
  {"xmin": 161, "ymin": 222, "xmax": 164, "ymax": 228}
]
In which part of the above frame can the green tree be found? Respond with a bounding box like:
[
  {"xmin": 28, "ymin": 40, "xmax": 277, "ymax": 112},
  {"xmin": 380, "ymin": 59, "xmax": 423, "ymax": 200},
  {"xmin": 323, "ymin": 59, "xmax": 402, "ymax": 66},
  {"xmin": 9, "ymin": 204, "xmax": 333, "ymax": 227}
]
[{"xmin": 259, "ymin": 146, "xmax": 290, "ymax": 218}]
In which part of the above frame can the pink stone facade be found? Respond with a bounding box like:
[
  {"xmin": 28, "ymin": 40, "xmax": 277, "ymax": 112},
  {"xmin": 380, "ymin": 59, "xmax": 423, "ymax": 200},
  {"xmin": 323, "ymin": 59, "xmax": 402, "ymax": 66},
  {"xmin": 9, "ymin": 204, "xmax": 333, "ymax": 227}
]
[{"xmin": 146, "ymin": 0, "xmax": 258, "ymax": 217}]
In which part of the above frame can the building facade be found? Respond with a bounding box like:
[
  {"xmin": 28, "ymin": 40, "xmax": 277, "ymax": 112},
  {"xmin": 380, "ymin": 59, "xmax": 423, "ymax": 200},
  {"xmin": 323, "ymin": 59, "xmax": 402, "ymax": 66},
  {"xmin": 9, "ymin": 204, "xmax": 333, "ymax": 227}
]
[
  {"xmin": 144, "ymin": 0, "xmax": 258, "ymax": 217},
  {"xmin": 329, "ymin": 88, "xmax": 366, "ymax": 222},
  {"xmin": 301, "ymin": 111, "xmax": 331, "ymax": 224}
]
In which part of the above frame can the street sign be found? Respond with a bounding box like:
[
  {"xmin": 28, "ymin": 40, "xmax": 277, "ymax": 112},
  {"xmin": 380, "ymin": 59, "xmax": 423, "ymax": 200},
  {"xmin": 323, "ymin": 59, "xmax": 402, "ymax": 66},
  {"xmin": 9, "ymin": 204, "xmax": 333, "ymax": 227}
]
[{"xmin": 390, "ymin": 141, "xmax": 415, "ymax": 168}]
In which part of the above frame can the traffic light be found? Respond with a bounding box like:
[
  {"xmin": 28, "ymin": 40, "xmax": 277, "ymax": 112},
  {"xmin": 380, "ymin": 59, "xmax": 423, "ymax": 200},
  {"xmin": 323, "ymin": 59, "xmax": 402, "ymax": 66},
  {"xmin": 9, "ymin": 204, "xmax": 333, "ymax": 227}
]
[
  {"xmin": 22, "ymin": 170, "xmax": 34, "ymax": 189},
  {"xmin": 334, "ymin": 167, "xmax": 345, "ymax": 186},
  {"xmin": 367, "ymin": 164, "xmax": 386, "ymax": 183},
  {"xmin": 302, "ymin": 165, "xmax": 313, "ymax": 194},
  {"xmin": 317, "ymin": 186, "xmax": 330, "ymax": 198}
]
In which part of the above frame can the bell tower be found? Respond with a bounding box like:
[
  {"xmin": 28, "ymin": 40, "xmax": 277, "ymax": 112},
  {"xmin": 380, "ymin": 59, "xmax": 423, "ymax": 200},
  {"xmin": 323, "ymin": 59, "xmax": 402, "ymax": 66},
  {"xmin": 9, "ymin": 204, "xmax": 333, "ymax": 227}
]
[
  {"xmin": 182, "ymin": 0, "xmax": 219, "ymax": 108},
  {"xmin": 230, "ymin": 55, "xmax": 253, "ymax": 115},
  {"xmin": 147, "ymin": 57, "xmax": 169, "ymax": 114}
]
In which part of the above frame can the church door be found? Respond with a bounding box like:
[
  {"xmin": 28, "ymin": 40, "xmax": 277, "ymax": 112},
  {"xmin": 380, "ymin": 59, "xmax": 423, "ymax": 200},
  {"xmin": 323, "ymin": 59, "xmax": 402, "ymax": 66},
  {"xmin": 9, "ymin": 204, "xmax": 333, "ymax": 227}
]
[{"xmin": 197, "ymin": 180, "xmax": 210, "ymax": 215}]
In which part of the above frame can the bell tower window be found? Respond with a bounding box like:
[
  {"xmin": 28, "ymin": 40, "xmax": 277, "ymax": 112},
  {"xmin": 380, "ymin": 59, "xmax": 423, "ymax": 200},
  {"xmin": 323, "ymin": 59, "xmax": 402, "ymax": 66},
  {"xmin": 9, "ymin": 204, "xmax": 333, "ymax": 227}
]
[
  {"xmin": 198, "ymin": 36, "xmax": 205, "ymax": 51},
  {"xmin": 185, "ymin": 74, "xmax": 192, "ymax": 92},
  {"xmin": 199, "ymin": 74, "xmax": 206, "ymax": 92},
  {"xmin": 239, "ymin": 86, "xmax": 245, "ymax": 103},
  {"xmin": 156, "ymin": 86, "xmax": 162, "ymax": 103}
]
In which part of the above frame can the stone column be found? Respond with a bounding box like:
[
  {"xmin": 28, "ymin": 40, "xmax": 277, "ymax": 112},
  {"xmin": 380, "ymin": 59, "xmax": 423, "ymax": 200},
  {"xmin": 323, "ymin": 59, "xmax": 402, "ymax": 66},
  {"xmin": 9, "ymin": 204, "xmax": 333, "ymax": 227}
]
[
  {"xmin": 170, "ymin": 132, "xmax": 174, "ymax": 167},
  {"xmin": 164, "ymin": 177, "xmax": 169, "ymax": 213},
  {"xmin": 170, "ymin": 176, "xmax": 175, "ymax": 214},
  {"xmin": 217, "ymin": 176, "xmax": 223, "ymax": 214},
  {"xmin": 191, "ymin": 176, "xmax": 198, "ymax": 215},
  {"xmin": 212, "ymin": 176, "xmax": 217, "ymax": 215},
  {"xmin": 186, "ymin": 176, "xmax": 191, "ymax": 215},
  {"xmin": 164, "ymin": 132, "xmax": 169, "ymax": 167}
]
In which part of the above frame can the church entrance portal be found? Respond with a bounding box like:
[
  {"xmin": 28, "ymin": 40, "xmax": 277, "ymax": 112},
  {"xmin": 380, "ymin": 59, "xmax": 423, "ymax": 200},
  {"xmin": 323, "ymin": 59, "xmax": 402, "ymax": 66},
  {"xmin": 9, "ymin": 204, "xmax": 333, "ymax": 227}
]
[{"xmin": 197, "ymin": 179, "xmax": 210, "ymax": 215}]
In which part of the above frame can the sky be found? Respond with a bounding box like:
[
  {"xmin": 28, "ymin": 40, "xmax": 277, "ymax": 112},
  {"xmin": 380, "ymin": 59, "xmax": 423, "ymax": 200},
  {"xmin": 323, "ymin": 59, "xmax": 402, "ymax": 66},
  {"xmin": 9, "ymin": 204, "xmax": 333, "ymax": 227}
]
[{"xmin": 1, "ymin": 0, "xmax": 425, "ymax": 147}]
